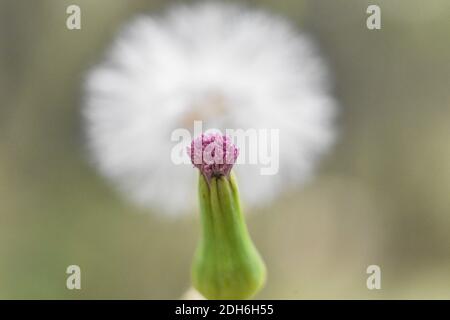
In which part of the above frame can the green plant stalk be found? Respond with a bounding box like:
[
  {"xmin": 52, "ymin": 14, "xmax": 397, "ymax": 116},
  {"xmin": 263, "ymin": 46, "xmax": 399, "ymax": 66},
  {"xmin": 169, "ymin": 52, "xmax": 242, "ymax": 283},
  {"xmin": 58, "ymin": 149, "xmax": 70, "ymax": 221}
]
[{"xmin": 192, "ymin": 171, "xmax": 266, "ymax": 299}]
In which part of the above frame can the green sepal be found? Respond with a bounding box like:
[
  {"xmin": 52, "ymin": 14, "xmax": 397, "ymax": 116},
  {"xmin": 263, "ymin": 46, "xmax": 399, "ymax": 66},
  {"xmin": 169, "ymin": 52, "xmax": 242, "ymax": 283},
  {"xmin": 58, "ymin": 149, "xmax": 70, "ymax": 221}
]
[{"xmin": 192, "ymin": 171, "xmax": 266, "ymax": 299}]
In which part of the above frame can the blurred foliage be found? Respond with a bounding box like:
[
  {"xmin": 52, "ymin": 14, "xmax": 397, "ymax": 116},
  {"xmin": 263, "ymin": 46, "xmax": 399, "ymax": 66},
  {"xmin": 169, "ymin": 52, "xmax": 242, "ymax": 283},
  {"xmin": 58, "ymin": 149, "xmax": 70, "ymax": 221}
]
[{"xmin": 1, "ymin": 0, "xmax": 450, "ymax": 298}]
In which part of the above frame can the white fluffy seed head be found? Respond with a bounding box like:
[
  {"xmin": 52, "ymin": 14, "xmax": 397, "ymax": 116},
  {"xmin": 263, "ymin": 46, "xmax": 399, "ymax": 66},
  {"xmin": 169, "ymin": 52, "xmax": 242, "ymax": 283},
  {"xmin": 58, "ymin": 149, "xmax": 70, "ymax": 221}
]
[{"xmin": 83, "ymin": 2, "xmax": 337, "ymax": 216}]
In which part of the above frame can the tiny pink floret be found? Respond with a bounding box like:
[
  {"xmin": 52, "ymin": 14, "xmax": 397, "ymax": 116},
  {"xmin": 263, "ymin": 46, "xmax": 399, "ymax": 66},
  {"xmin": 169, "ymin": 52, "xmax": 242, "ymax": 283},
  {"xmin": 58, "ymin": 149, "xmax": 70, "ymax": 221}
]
[{"xmin": 188, "ymin": 133, "xmax": 239, "ymax": 180}]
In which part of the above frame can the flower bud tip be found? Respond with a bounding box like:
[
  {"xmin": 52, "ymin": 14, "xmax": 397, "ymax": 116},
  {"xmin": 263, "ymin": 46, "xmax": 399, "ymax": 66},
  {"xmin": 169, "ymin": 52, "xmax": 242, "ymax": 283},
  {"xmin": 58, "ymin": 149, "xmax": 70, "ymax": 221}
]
[{"xmin": 187, "ymin": 133, "xmax": 239, "ymax": 181}]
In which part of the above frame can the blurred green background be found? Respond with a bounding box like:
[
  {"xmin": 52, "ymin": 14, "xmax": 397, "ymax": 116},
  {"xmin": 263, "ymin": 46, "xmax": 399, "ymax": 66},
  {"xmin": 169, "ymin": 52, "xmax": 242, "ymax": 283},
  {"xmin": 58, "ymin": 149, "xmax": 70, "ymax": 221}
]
[{"xmin": 1, "ymin": 0, "xmax": 450, "ymax": 299}]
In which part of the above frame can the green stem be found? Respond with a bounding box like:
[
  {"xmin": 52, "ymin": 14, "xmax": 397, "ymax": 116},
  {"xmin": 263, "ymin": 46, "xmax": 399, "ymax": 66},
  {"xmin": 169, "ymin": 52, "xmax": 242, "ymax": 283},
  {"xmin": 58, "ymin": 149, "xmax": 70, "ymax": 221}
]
[{"xmin": 192, "ymin": 171, "xmax": 266, "ymax": 299}]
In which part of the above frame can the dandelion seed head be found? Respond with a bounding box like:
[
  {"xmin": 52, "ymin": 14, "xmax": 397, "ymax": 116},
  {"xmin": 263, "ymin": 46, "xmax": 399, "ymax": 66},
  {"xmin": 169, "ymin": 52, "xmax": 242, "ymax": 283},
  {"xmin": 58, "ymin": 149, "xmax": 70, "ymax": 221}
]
[{"xmin": 83, "ymin": 2, "xmax": 337, "ymax": 215}]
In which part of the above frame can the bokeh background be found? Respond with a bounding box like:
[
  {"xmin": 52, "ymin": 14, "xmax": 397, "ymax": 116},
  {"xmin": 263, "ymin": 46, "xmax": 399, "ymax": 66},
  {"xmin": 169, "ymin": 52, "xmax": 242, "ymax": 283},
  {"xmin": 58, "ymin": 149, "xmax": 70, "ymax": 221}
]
[{"xmin": 1, "ymin": 0, "xmax": 450, "ymax": 299}]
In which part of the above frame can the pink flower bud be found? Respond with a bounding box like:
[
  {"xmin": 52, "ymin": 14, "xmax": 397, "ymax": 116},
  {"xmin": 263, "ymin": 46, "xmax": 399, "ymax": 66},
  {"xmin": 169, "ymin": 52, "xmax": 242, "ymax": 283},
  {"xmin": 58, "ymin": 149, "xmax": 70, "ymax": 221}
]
[{"xmin": 188, "ymin": 133, "xmax": 239, "ymax": 181}]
